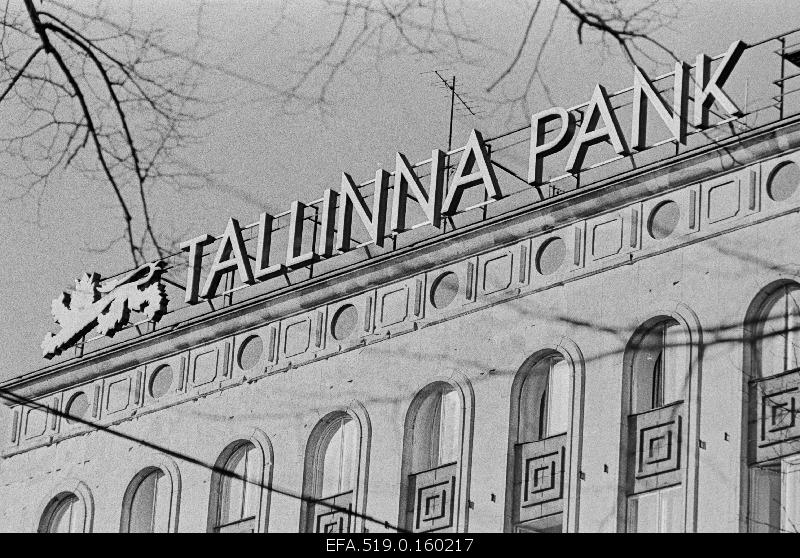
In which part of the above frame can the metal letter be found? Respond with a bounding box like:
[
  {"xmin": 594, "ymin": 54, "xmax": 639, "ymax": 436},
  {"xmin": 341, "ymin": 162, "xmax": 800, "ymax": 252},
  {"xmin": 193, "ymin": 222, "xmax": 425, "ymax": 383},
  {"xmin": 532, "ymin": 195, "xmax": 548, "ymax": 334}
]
[
  {"xmin": 528, "ymin": 107, "xmax": 576, "ymax": 185},
  {"xmin": 200, "ymin": 217, "xmax": 255, "ymax": 299},
  {"xmin": 566, "ymin": 84, "xmax": 629, "ymax": 174},
  {"xmin": 391, "ymin": 149, "xmax": 446, "ymax": 232},
  {"xmin": 286, "ymin": 200, "xmax": 317, "ymax": 267},
  {"xmin": 254, "ymin": 212, "xmax": 284, "ymax": 279},
  {"xmin": 442, "ymin": 129, "xmax": 501, "ymax": 215},
  {"xmin": 180, "ymin": 233, "xmax": 214, "ymax": 304},
  {"xmin": 336, "ymin": 169, "xmax": 390, "ymax": 252},
  {"xmin": 317, "ymin": 189, "xmax": 339, "ymax": 257},
  {"xmin": 694, "ymin": 40, "xmax": 746, "ymax": 128},
  {"xmin": 631, "ymin": 61, "xmax": 690, "ymax": 149}
]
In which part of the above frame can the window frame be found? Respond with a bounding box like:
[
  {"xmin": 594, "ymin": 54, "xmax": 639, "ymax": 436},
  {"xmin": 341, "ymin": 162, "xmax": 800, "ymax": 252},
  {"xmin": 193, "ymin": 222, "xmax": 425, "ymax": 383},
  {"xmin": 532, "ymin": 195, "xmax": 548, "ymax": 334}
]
[
  {"xmin": 618, "ymin": 308, "xmax": 701, "ymax": 533},
  {"xmin": 398, "ymin": 375, "xmax": 474, "ymax": 533},
  {"xmin": 299, "ymin": 406, "xmax": 370, "ymax": 533},
  {"xmin": 504, "ymin": 344, "xmax": 583, "ymax": 534},
  {"xmin": 743, "ymin": 281, "xmax": 800, "ymax": 532},
  {"xmin": 207, "ymin": 430, "xmax": 273, "ymax": 534},
  {"xmin": 36, "ymin": 480, "xmax": 94, "ymax": 533}
]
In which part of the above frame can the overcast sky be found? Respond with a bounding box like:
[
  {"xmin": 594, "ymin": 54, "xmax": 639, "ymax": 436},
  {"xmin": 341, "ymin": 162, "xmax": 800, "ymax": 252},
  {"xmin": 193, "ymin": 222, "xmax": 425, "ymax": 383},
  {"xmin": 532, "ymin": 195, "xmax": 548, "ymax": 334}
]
[{"xmin": 2, "ymin": 0, "xmax": 799, "ymax": 381}]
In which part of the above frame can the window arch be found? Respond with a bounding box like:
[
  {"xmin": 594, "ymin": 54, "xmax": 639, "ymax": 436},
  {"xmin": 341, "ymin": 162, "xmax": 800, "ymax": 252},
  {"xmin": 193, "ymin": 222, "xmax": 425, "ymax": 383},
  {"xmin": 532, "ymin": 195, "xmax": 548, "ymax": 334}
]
[
  {"xmin": 399, "ymin": 377, "xmax": 473, "ymax": 533},
  {"xmin": 37, "ymin": 481, "xmax": 93, "ymax": 533},
  {"xmin": 744, "ymin": 282, "xmax": 800, "ymax": 532},
  {"xmin": 208, "ymin": 431, "xmax": 273, "ymax": 533},
  {"xmin": 620, "ymin": 312, "xmax": 699, "ymax": 533},
  {"xmin": 120, "ymin": 461, "xmax": 180, "ymax": 533},
  {"xmin": 300, "ymin": 406, "xmax": 370, "ymax": 533},
  {"xmin": 39, "ymin": 493, "xmax": 81, "ymax": 533},
  {"xmin": 507, "ymin": 350, "xmax": 574, "ymax": 533}
]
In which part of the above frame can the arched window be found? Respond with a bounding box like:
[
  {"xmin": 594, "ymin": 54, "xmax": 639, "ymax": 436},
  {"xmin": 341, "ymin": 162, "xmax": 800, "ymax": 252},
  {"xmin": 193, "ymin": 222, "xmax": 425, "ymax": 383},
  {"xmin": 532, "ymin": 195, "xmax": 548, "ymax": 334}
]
[
  {"xmin": 209, "ymin": 442, "xmax": 261, "ymax": 533},
  {"xmin": 400, "ymin": 381, "xmax": 469, "ymax": 533},
  {"xmin": 757, "ymin": 284, "xmax": 800, "ymax": 378},
  {"xmin": 747, "ymin": 283, "xmax": 800, "ymax": 532},
  {"xmin": 39, "ymin": 493, "xmax": 82, "ymax": 533},
  {"xmin": 508, "ymin": 352, "xmax": 572, "ymax": 532},
  {"xmin": 301, "ymin": 411, "xmax": 368, "ymax": 533},
  {"xmin": 121, "ymin": 466, "xmax": 179, "ymax": 533},
  {"xmin": 622, "ymin": 318, "xmax": 689, "ymax": 533}
]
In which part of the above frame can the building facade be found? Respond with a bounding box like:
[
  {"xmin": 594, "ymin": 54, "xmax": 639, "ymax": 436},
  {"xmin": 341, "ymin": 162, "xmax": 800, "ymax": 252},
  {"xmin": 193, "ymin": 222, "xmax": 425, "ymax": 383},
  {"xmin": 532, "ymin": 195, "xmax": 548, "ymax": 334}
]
[{"xmin": 2, "ymin": 35, "xmax": 800, "ymax": 533}]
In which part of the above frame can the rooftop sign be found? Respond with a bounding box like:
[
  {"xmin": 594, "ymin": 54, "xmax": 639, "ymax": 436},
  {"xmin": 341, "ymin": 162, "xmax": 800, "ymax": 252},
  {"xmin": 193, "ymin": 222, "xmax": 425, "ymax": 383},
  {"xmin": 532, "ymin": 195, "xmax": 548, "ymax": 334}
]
[{"xmin": 43, "ymin": 40, "xmax": 746, "ymax": 358}]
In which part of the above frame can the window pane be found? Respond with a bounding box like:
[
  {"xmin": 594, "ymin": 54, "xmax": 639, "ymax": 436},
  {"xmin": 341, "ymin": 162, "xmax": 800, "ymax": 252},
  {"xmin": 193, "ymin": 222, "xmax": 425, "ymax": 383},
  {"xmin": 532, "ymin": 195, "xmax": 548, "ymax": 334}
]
[
  {"xmin": 438, "ymin": 387, "xmax": 461, "ymax": 465},
  {"xmin": 761, "ymin": 290, "xmax": 791, "ymax": 378},
  {"xmin": 517, "ymin": 512, "xmax": 563, "ymax": 532},
  {"xmin": 411, "ymin": 385, "xmax": 461, "ymax": 472},
  {"xmin": 749, "ymin": 464, "xmax": 781, "ymax": 532},
  {"xmin": 632, "ymin": 320, "xmax": 683, "ymax": 413},
  {"xmin": 518, "ymin": 359, "xmax": 550, "ymax": 441},
  {"xmin": 321, "ymin": 422, "xmax": 344, "ymax": 497},
  {"xmin": 219, "ymin": 444, "xmax": 250, "ymax": 526},
  {"xmin": 152, "ymin": 472, "xmax": 171, "ymax": 533},
  {"xmin": 628, "ymin": 488, "xmax": 683, "ymax": 533},
  {"xmin": 339, "ymin": 418, "xmax": 358, "ymax": 493},
  {"xmin": 320, "ymin": 417, "xmax": 357, "ymax": 497},
  {"xmin": 129, "ymin": 470, "xmax": 163, "ymax": 533},
  {"xmin": 241, "ymin": 446, "xmax": 258, "ymax": 522},
  {"xmin": 663, "ymin": 321, "xmax": 686, "ymax": 405},
  {"xmin": 787, "ymin": 289, "xmax": 800, "ymax": 371},
  {"xmin": 546, "ymin": 357, "xmax": 570, "ymax": 437},
  {"xmin": 632, "ymin": 325, "xmax": 662, "ymax": 413},
  {"xmin": 659, "ymin": 485, "xmax": 684, "ymax": 533},
  {"xmin": 782, "ymin": 457, "xmax": 800, "ymax": 533},
  {"xmin": 628, "ymin": 492, "xmax": 659, "ymax": 533},
  {"xmin": 412, "ymin": 392, "xmax": 441, "ymax": 471}
]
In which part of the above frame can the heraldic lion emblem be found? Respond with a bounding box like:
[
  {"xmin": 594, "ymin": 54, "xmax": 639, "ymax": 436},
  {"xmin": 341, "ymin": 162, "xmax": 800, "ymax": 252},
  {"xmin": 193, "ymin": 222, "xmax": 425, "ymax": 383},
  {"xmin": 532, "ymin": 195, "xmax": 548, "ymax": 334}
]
[{"xmin": 41, "ymin": 262, "xmax": 169, "ymax": 359}]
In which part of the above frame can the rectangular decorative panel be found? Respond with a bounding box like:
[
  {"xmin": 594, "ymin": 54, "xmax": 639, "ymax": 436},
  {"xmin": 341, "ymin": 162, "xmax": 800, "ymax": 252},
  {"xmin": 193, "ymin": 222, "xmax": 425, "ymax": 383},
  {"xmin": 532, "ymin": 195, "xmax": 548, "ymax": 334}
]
[
  {"xmin": 585, "ymin": 205, "xmax": 641, "ymax": 266},
  {"xmin": 700, "ymin": 168, "xmax": 760, "ymax": 233},
  {"xmin": 629, "ymin": 401, "xmax": 684, "ymax": 494},
  {"xmin": 754, "ymin": 370, "xmax": 800, "ymax": 463},
  {"xmin": 283, "ymin": 316, "xmax": 312, "ymax": 357},
  {"xmin": 100, "ymin": 367, "xmax": 145, "ymax": 420},
  {"xmin": 409, "ymin": 462, "xmax": 458, "ymax": 533},
  {"xmin": 105, "ymin": 377, "xmax": 132, "ymax": 414},
  {"xmin": 378, "ymin": 285, "xmax": 409, "ymax": 327},
  {"xmin": 705, "ymin": 178, "xmax": 741, "ymax": 223},
  {"xmin": 23, "ymin": 407, "xmax": 47, "ymax": 440},
  {"xmin": 313, "ymin": 491, "xmax": 354, "ymax": 533},
  {"xmin": 372, "ymin": 277, "xmax": 422, "ymax": 338},
  {"xmin": 515, "ymin": 432, "xmax": 567, "ymax": 523},
  {"xmin": 274, "ymin": 309, "xmax": 326, "ymax": 370},
  {"xmin": 185, "ymin": 340, "xmax": 231, "ymax": 395},
  {"xmin": 479, "ymin": 249, "xmax": 514, "ymax": 296}
]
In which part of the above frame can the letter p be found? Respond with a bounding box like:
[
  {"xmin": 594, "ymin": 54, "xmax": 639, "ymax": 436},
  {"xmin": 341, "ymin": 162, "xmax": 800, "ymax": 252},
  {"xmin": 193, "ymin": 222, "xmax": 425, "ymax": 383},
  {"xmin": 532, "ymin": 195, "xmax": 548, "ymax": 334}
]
[{"xmin": 528, "ymin": 107, "xmax": 575, "ymax": 185}]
